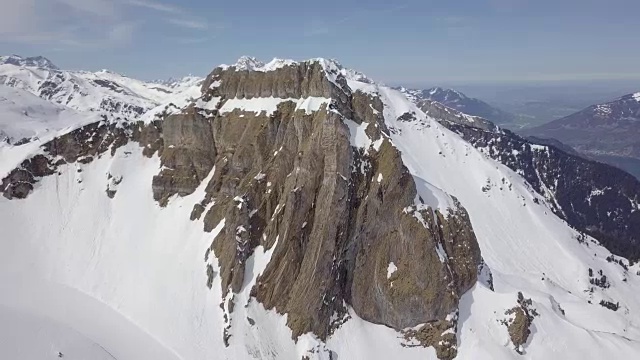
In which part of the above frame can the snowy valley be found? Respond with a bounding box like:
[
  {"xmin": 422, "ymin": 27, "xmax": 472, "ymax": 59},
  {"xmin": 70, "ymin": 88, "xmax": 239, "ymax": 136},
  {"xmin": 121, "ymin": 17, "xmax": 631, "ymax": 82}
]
[{"xmin": 1, "ymin": 56, "xmax": 640, "ymax": 360}]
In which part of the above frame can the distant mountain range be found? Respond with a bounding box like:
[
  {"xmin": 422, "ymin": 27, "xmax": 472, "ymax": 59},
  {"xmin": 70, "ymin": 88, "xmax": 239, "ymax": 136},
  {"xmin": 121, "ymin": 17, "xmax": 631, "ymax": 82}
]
[
  {"xmin": 0, "ymin": 55, "xmax": 59, "ymax": 70},
  {"xmin": 398, "ymin": 87, "xmax": 517, "ymax": 125},
  {"xmin": 0, "ymin": 55, "xmax": 202, "ymax": 125},
  {"xmin": 522, "ymin": 92, "xmax": 640, "ymax": 178}
]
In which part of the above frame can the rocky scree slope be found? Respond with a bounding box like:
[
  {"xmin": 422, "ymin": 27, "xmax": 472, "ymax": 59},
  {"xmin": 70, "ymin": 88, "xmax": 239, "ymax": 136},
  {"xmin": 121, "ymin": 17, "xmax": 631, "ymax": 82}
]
[
  {"xmin": 1, "ymin": 58, "xmax": 481, "ymax": 359},
  {"xmin": 413, "ymin": 99, "xmax": 640, "ymax": 261}
]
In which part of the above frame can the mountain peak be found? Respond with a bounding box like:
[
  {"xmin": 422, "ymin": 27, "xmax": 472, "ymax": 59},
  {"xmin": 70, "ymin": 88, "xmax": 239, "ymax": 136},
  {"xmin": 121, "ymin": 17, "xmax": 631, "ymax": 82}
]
[
  {"xmin": 219, "ymin": 56, "xmax": 374, "ymax": 87},
  {"xmin": 619, "ymin": 91, "xmax": 640, "ymax": 103},
  {"xmin": 232, "ymin": 56, "xmax": 266, "ymax": 71},
  {"xmin": 397, "ymin": 86, "xmax": 515, "ymax": 125},
  {"xmin": 0, "ymin": 55, "xmax": 59, "ymax": 70},
  {"xmin": 428, "ymin": 87, "xmax": 467, "ymax": 100}
]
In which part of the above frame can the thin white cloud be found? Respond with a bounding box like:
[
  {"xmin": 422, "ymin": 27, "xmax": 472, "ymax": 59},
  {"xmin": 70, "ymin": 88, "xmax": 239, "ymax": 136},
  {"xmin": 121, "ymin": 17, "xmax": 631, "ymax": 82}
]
[
  {"xmin": 125, "ymin": 0, "xmax": 211, "ymax": 30},
  {"xmin": 173, "ymin": 36, "xmax": 216, "ymax": 44},
  {"xmin": 0, "ymin": 0, "xmax": 124, "ymax": 46},
  {"xmin": 0, "ymin": 0, "xmax": 220, "ymax": 48},
  {"xmin": 304, "ymin": 4, "xmax": 409, "ymax": 37},
  {"xmin": 107, "ymin": 22, "xmax": 137, "ymax": 46},
  {"xmin": 303, "ymin": 19, "xmax": 331, "ymax": 37},
  {"xmin": 487, "ymin": 0, "xmax": 529, "ymax": 12},
  {"xmin": 56, "ymin": 0, "xmax": 117, "ymax": 17},
  {"xmin": 166, "ymin": 18, "xmax": 208, "ymax": 30},
  {"xmin": 126, "ymin": 0, "xmax": 182, "ymax": 14}
]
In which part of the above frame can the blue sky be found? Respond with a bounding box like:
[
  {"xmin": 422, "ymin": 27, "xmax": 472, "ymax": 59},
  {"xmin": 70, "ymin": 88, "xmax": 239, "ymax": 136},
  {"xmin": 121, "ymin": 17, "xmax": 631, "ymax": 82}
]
[{"xmin": 1, "ymin": 0, "xmax": 639, "ymax": 85}]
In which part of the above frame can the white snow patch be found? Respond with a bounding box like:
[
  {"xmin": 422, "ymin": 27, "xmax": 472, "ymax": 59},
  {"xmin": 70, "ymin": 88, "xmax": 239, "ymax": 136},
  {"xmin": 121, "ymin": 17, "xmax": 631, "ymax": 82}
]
[
  {"xmin": 195, "ymin": 97, "xmax": 222, "ymax": 111},
  {"xmin": 344, "ymin": 119, "xmax": 373, "ymax": 149},
  {"xmin": 225, "ymin": 56, "xmax": 296, "ymax": 72},
  {"xmin": 219, "ymin": 97, "xmax": 330, "ymax": 116},
  {"xmin": 386, "ymin": 262, "xmax": 397, "ymax": 279}
]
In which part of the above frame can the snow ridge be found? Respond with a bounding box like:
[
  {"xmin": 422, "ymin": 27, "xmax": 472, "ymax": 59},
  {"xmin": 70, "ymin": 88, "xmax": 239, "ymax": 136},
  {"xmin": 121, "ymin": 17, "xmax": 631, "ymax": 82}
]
[
  {"xmin": 0, "ymin": 55, "xmax": 203, "ymax": 121},
  {"xmin": 222, "ymin": 56, "xmax": 373, "ymax": 84}
]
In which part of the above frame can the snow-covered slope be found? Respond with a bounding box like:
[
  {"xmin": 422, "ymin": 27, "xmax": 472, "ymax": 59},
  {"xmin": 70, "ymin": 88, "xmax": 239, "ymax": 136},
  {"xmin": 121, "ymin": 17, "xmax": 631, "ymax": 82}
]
[
  {"xmin": 355, "ymin": 81, "xmax": 640, "ymax": 358},
  {"xmin": 0, "ymin": 86, "xmax": 103, "ymax": 184},
  {"xmin": 153, "ymin": 75, "xmax": 204, "ymax": 93},
  {"xmin": 1, "ymin": 57, "xmax": 640, "ymax": 360},
  {"xmin": 0, "ymin": 87, "xmax": 101, "ymax": 143},
  {"xmin": 0, "ymin": 55, "xmax": 203, "ymax": 120}
]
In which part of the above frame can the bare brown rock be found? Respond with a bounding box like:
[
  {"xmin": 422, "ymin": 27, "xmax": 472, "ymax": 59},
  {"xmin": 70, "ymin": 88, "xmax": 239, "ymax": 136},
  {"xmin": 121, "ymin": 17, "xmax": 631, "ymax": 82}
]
[
  {"xmin": 507, "ymin": 307, "xmax": 531, "ymax": 351},
  {"xmin": 403, "ymin": 319, "xmax": 458, "ymax": 360},
  {"xmin": 152, "ymin": 106, "xmax": 217, "ymax": 205},
  {"xmin": 504, "ymin": 292, "xmax": 538, "ymax": 354},
  {"xmin": 1, "ymin": 121, "xmax": 138, "ymax": 199},
  {"xmin": 194, "ymin": 62, "xmax": 482, "ymax": 345}
]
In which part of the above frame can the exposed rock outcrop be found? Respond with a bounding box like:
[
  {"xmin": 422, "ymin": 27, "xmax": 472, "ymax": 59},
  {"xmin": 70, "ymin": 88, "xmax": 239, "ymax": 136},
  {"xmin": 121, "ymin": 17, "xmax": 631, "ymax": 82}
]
[
  {"xmin": 193, "ymin": 62, "xmax": 481, "ymax": 345},
  {"xmin": 1, "ymin": 118, "xmax": 164, "ymax": 200},
  {"xmin": 152, "ymin": 107, "xmax": 217, "ymax": 205},
  {"xmin": 403, "ymin": 318, "xmax": 458, "ymax": 360},
  {"xmin": 503, "ymin": 292, "xmax": 538, "ymax": 354},
  {"xmin": 0, "ymin": 60, "xmax": 483, "ymax": 359}
]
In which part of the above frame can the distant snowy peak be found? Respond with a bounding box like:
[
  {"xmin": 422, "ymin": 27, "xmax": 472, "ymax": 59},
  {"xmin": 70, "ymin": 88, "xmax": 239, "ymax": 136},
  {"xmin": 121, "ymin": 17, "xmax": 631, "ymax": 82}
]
[
  {"xmin": 399, "ymin": 86, "xmax": 516, "ymax": 125},
  {"xmin": 398, "ymin": 87, "xmax": 471, "ymax": 106},
  {"xmin": 154, "ymin": 75, "xmax": 203, "ymax": 90},
  {"xmin": 620, "ymin": 92, "xmax": 640, "ymax": 103},
  {"xmin": 0, "ymin": 55, "xmax": 59, "ymax": 70},
  {"xmin": 398, "ymin": 87, "xmax": 468, "ymax": 104},
  {"xmin": 428, "ymin": 87, "xmax": 468, "ymax": 102},
  {"xmin": 231, "ymin": 56, "xmax": 266, "ymax": 71}
]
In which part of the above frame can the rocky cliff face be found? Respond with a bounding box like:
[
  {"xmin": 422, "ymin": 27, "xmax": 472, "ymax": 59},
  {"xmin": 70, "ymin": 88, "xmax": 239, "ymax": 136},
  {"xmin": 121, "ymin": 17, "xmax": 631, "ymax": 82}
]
[
  {"xmin": 196, "ymin": 63, "xmax": 481, "ymax": 347},
  {"xmin": 0, "ymin": 60, "xmax": 482, "ymax": 358}
]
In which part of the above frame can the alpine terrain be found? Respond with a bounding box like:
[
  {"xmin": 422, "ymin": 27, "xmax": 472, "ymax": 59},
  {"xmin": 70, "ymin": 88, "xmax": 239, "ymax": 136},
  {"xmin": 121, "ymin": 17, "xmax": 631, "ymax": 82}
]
[
  {"xmin": 2, "ymin": 55, "xmax": 640, "ymax": 360},
  {"xmin": 522, "ymin": 92, "xmax": 640, "ymax": 178},
  {"xmin": 399, "ymin": 87, "xmax": 517, "ymax": 126}
]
